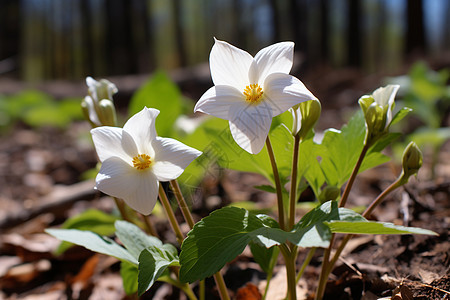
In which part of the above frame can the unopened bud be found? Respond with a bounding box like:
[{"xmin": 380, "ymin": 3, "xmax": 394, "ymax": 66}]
[
  {"xmin": 86, "ymin": 77, "xmax": 118, "ymax": 102},
  {"xmin": 318, "ymin": 185, "xmax": 341, "ymax": 204},
  {"xmin": 359, "ymin": 87, "xmax": 399, "ymax": 146},
  {"xmin": 290, "ymin": 99, "xmax": 321, "ymax": 139},
  {"xmin": 400, "ymin": 142, "xmax": 422, "ymax": 183},
  {"xmin": 98, "ymin": 99, "xmax": 118, "ymax": 126}
]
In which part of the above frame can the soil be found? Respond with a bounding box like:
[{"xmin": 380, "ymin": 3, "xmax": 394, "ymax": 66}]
[{"xmin": 0, "ymin": 74, "xmax": 449, "ymax": 300}]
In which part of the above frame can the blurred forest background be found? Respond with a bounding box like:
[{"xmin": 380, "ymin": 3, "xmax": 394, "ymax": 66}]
[{"xmin": 0, "ymin": 0, "xmax": 449, "ymax": 82}]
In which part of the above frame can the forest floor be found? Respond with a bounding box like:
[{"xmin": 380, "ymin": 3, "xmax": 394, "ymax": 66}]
[{"xmin": 0, "ymin": 69, "xmax": 449, "ymax": 300}]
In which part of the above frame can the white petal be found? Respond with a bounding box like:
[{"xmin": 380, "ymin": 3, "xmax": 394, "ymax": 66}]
[
  {"xmin": 252, "ymin": 42, "xmax": 294, "ymax": 84},
  {"xmin": 264, "ymin": 73, "xmax": 317, "ymax": 116},
  {"xmin": 96, "ymin": 157, "xmax": 159, "ymax": 215},
  {"xmin": 152, "ymin": 137, "xmax": 202, "ymax": 181},
  {"xmin": 121, "ymin": 130, "xmax": 139, "ymax": 158},
  {"xmin": 126, "ymin": 171, "xmax": 159, "ymax": 215},
  {"xmin": 194, "ymin": 85, "xmax": 245, "ymax": 119},
  {"xmin": 228, "ymin": 103, "xmax": 273, "ymax": 154},
  {"xmin": 210, "ymin": 38, "xmax": 253, "ymax": 91},
  {"xmin": 123, "ymin": 107, "xmax": 159, "ymax": 154},
  {"xmin": 373, "ymin": 84, "xmax": 399, "ymax": 126},
  {"xmin": 84, "ymin": 96, "xmax": 101, "ymax": 126},
  {"xmin": 91, "ymin": 127, "xmax": 131, "ymax": 163},
  {"xmin": 373, "ymin": 85, "xmax": 399, "ymax": 107}
]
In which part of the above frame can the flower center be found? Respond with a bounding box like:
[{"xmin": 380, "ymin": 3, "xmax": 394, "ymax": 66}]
[
  {"xmin": 243, "ymin": 84, "xmax": 264, "ymax": 103},
  {"xmin": 132, "ymin": 154, "xmax": 152, "ymax": 170}
]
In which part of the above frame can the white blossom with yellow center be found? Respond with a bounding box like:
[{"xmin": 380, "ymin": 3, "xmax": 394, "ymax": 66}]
[
  {"xmin": 91, "ymin": 107, "xmax": 202, "ymax": 215},
  {"xmin": 194, "ymin": 38, "xmax": 318, "ymax": 154}
]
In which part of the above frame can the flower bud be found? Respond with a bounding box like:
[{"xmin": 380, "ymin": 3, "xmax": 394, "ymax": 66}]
[
  {"xmin": 318, "ymin": 185, "xmax": 341, "ymax": 204},
  {"xmin": 400, "ymin": 142, "xmax": 422, "ymax": 183},
  {"xmin": 98, "ymin": 99, "xmax": 118, "ymax": 126},
  {"xmin": 86, "ymin": 77, "xmax": 118, "ymax": 103},
  {"xmin": 290, "ymin": 99, "xmax": 321, "ymax": 139},
  {"xmin": 83, "ymin": 77, "xmax": 118, "ymax": 127},
  {"xmin": 359, "ymin": 85, "xmax": 400, "ymax": 145}
]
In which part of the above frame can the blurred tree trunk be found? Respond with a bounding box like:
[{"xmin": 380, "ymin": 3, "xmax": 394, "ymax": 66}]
[
  {"xmin": 172, "ymin": 0, "xmax": 186, "ymax": 67},
  {"xmin": 268, "ymin": 0, "xmax": 280, "ymax": 42},
  {"xmin": 405, "ymin": 0, "xmax": 426, "ymax": 55},
  {"xmin": 80, "ymin": 0, "xmax": 93, "ymax": 76},
  {"xmin": 290, "ymin": 0, "xmax": 308, "ymax": 54},
  {"xmin": 319, "ymin": 0, "xmax": 329, "ymax": 64},
  {"xmin": 347, "ymin": 0, "xmax": 361, "ymax": 67},
  {"xmin": 0, "ymin": 0, "xmax": 19, "ymax": 74}
]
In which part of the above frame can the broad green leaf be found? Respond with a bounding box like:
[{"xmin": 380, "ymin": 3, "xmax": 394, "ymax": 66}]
[
  {"xmin": 179, "ymin": 202, "xmax": 364, "ymax": 283},
  {"xmin": 128, "ymin": 71, "xmax": 184, "ymax": 137},
  {"xmin": 298, "ymin": 136, "xmax": 326, "ymax": 197},
  {"xmin": 316, "ymin": 112, "xmax": 391, "ymax": 188},
  {"xmin": 46, "ymin": 228, "xmax": 136, "ymax": 264},
  {"xmin": 326, "ymin": 221, "xmax": 438, "ymax": 236},
  {"xmin": 120, "ymin": 261, "xmax": 139, "ymax": 295},
  {"xmin": 138, "ymin": 245, "xmax": 179, "ymax": 296},
  {"xmin": 56, "ymin": 209, "xmax": 119, "ymax": 254},
  {"xmin": 115, "ymin": 220, "xmax": 163, "ymax": 260},
  {"xmin": 179, "ymin": 206, "xmax": 270, "ymax": 283}
]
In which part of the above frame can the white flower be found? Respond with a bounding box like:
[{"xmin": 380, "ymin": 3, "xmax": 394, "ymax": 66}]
[
  {"xmin": 91, "ymin": 107, "xmax": 202, "ymax": 215},
  {"xmin": 372, "ymin": 84, "xmax": 400, "ymax": 129},
  {"xmin": 194, "ymin": 38, "xmax": 317, "ymax": 154},
  {"xmin": 83, "ymin": 77, "xmax": 118, "ymax": 126}
]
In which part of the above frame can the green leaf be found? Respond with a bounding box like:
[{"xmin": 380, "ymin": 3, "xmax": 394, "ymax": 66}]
[
  {"xmin": 179, "ymin": 202, "xmax": 362, "ymax": 283},
  {"xmin": 56, "ymin": 209, "xmax": 119, "ymax": 254},
  {"xmin": 254, "ymin": 184, "xmax": 276, "ymax": 193},
  {"xmin": 46, "ymin": 228, "xmax": 136, "ymax": 264},
  {"xmin": 249, "ymin": 242, "xmax": 277, "ymax": 274},
  {"xmin": 326, "ymin": 221, "xmax": 438, "ymax": 236},
  {"xmin": 297, "ymin": 136, "xmax": 325, "ymax": 197},
  {"xmin": 138, "ymin": 245, "xmax": 179, "ymax": 296},
  {"xmin": 120, "ymin": 261, "xmax": 139, "ymax": 295},
  {"xmin": 390, "ymin": 107, "xmax": 412, "ymax": 126},
  {"xmin": 179, "ymin": 206, "xmax": 269, "ymax": 283},
  {"xmin": 128, "ymin": 71, "xmax": 184, "ymax": 137},
  {"xmin": 115, "ymin": 220, "xmax": 164, "ymax": 260},
  {"xmin": 315, "ymin": 111, "xmax": 391, "ymax": 188}
]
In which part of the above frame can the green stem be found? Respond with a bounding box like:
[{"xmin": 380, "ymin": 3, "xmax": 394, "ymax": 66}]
[
  {"xmin": 279, "ymin": 244, "xmax": 296, "ymax": 300},
  {"xmin": 159, "ymin": 275, "xmax": 198, "ymax": 300},
  {"xmin": 170, "ymin": 179, "xmax": 229, "ymax": 300},
  {"xmin": 295, "ymin": 247, "xmax": 316, "ymax": 284},
  {"xmin": 327, "ymin": 177, "xmax": 404, "ymax": 272},
  {"xmin": 363, "ymin": 178, "xmax": 403, "ymax": 217},
  {"xmin": 141, "ymin": 213, "xmax": 159, "ymax": 237},
  {"xmin": 170, "ymin": 180, "xmax": 195, "ymax": 228},
  {"xmin": 266, "ymin": 136, "xmax": 286, "ymax": 231},
  {"xmin": 158, "ymin": 184, "xmax": 184, "ymax": 244},
  {"xmin": 213, "ymin": 272, "xmax": 231, "ymax": 300},
  {"xmin": 199, "ymin": 280, "xmax": 205, "ymax": 300},
  {"xmin": 315, "ymin": 235, "xmax": 335, "ymax": 300},
  {"xmin": 289, "ymin": 134, "xmax": 301, "ymax": 230},
  {"xmin": 113, "ymin": 197, "xmax": 132, "ymax": 222},
  {"xmin": 339, "ymin": 143, "xmax": 370, "ymax": 208}
]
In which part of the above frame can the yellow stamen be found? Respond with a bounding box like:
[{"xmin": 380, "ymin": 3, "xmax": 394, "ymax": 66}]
[
  {"xmin": 132, "ymin": 154, "xmax": 152, "ymax": 170},
  {"xmin": 243, "ymin": 84, "xmax": 264, "ymax": 103}
]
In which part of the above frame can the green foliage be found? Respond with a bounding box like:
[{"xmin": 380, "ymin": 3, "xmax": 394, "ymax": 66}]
[
  {"xmin": 128, "ymin": 71, "xmax": 189, "ymax": 137},
  {"xmin": 55, "ymin": 209, "xmax": 119, "ymax": 254},
  {"xmin": 326, "ymin": 221, "xmax": 438, "ymax": 235},
  {"xmin": 0, "ymin": 91, "xmax": 83, "ymax": 129},
  {"xmin": 120, "ymin": 261, "xmax": 139, "ymax": 295},
  {"xmin": 47, "ymin": 220, "xmax": 180, "ymax": 296},
  {"xmin": 138, "ymin": 245, "xmax": 179, "ymax": 296},
  {"xmin": 46, "ymin": 228, "xmax": 137, "ymax": 264},
  {"xmin": 179, "ymin": 201, "xmax": 436, "ymax": 283}
]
